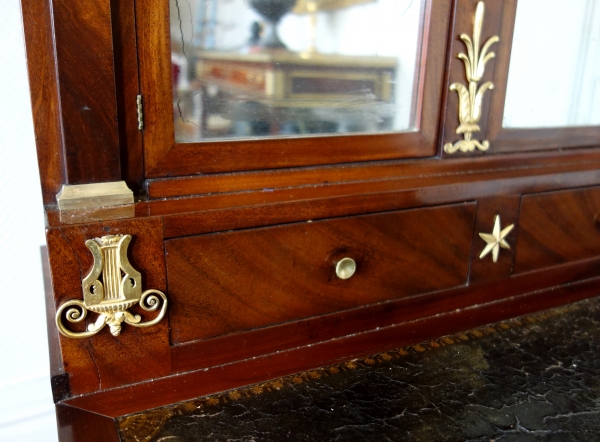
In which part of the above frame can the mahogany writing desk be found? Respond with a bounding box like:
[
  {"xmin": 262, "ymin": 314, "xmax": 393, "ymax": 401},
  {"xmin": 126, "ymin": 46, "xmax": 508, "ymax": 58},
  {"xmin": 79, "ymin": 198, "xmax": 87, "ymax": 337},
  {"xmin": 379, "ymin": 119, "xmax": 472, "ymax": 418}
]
[{"xmin": 20, "ymin": 0, "xmax": 600, "ymax": 439}]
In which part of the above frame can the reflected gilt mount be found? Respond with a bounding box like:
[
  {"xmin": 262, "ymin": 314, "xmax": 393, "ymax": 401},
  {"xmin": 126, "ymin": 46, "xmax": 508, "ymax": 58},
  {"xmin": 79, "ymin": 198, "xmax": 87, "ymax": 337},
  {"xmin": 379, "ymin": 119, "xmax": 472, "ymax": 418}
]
[
  {"xmin": 55, "ymin": 234, "xmax": 168, "ymax": 338},
  {"xmin": 444, "ymin": 1, "xmax": 499, "ymax": 154}
]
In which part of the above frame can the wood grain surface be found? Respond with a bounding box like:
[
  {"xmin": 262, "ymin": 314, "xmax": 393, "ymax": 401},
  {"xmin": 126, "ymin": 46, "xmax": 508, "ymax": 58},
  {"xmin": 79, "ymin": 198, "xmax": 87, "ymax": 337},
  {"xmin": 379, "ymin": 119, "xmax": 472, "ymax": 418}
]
[
  {"xmin": 47, "ymin": 219, "xmax": 170, "ymax": 396},
  {"xmin": 18, "ymin": 0, "xmax": 600, "ymax": 430},
  {"xmin": 147, "ymin": 149, "xmax": 600, "ymax": 199},
  {"xmin": 44, "ymin": 156, "xmax": 600, "ymax": 237},
  {"xmin": 157, "ymin": 164, "xmax": 600, "ymax": 239},
  {"xmin": 56, "ymin": 404, "xmax": 120, "ymax": 442},
  {"xmin": 21, "ymin": 0, "xmax": 65, "ymax": 204},
  {"xmin": 112, "ymin": 0, "xmax": 144, "ymax": 194},
  {"xmin": 65, "ymin": 274, "xmax": 600, "ymax": 418},
  {"xmin": 515, "ymin": 186, "xmax": 600, "ymax": 273},
  {"xmin": 50, "ymin": 0, "xmax": 121, "ymax": 184},
  {"xmin": 170, "ymin": 255, "xmax": 600, "ymax": 374},
  {"xmin": 166, "ymin": 203, "xmax": 476, "ymax": 344}
]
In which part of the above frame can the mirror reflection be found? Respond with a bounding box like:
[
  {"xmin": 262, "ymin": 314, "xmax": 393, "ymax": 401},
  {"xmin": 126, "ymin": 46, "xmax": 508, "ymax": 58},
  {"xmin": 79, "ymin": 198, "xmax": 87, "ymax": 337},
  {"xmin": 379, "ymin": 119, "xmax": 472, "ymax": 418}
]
[
  {"xmin": 503, "ymin": 0, "xmax": 600, "ymax": 128},
  {"xmin": 170, "ymin": 0, "xmax": 425, "ymax": 142}
]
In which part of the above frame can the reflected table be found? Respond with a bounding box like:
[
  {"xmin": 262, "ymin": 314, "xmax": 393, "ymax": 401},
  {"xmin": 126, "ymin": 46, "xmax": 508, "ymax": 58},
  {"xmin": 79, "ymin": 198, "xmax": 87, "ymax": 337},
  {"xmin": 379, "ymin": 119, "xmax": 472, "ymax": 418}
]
[{"xmin": 176, "ymin": 51, "xmax": 398, "ymax": 140}]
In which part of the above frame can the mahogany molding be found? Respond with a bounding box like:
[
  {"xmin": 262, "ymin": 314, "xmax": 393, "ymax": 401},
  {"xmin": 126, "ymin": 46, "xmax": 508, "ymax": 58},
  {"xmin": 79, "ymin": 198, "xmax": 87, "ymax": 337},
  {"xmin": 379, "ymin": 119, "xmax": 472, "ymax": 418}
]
[
  {"xmin": 112, "ymin": 0, "xmax": 145, "ymax": 194},
  {"xmin": 146, "ymin": 148, "xmax": 600, "ymax": 199},
  {"xmin": 47, "ymin": 152, "xmax": 600, "ymax": 236},
  {"xmin": 155, "ymin": 163, "xmax": 600, "ymax": 239},
  {"xmin": 64, "ymin": 273, "xmax": 600, "ymax": 418},
  {"xmin": 56, "ymin": 404, "xmax": 120, "ymax": 442},
  {"xmin": 136, "ymin": 0, "xmax": 452, "ymax": 178}
]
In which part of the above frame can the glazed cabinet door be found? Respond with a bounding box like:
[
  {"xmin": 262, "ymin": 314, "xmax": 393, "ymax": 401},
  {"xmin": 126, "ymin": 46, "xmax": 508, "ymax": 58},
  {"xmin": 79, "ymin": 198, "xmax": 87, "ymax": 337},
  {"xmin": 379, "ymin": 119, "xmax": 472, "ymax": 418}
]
[
  {"xmin": 135, "ymin": 0, "xmax": 452, "ymax": 179},
  {"xmin": 441, "ymin": 0, "xmax": 600, "ymax": 156}
]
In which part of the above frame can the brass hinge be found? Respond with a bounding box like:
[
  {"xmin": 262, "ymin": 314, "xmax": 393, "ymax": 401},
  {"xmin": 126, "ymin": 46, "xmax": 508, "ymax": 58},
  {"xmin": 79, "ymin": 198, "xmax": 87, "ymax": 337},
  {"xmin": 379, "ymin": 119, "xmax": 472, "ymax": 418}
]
[{"xmin": 137, "ymin": 94, "xmax": 144, "ymax": 131}]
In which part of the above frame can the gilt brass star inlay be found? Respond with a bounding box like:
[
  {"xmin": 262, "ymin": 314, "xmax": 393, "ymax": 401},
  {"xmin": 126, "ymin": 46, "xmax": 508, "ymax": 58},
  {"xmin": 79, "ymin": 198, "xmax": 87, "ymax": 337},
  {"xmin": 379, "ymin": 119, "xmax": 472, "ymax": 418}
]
[{"xmin": 479, "ymin": 215, "xmax": 514, "ymax": 263}]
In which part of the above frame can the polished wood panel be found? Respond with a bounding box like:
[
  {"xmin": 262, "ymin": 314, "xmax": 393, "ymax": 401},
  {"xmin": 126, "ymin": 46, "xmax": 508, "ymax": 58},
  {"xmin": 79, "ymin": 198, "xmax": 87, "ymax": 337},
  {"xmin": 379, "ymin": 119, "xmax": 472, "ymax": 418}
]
[
  {"xmin": 515, "ymin": 187, "xmax": 600, "ymax": 273},
  {"xmin": 157, "ymin": 164, "xmax": 600, "ymax": 239},
  {"xmin": 46, "ymin": 219, "xmax": 170, "ymax": 396},
  {"xmin": 166, "ymin": 204, "xmax": 476, "ymax": 344},
  {"xmin": 50, "ymin": 0, "xmax": 121, "ymax": 184},
  {"xmin": 65, "ymin": 275, "xmax": 600, "ymax": 418},
  {"xmin": 40, "ymin": 246, "xmax": 65, "ymax": 382},
  {"xmin": 137, "ymin": 0, "xmax": 451, "ymax": 178},
  {"xmin": 21, "ymin": 0, "xmax": 65, "ymax": 204},
  {"xmin": 147, "ymin": 149, "xmax": 600, "ymax": 199},
  {"xmin": 46, "ymin": 157, "xmax": 600, "ymax": 235},
  {"xmin": 56, "ymin": 404, "xmax": 119, "ymax": 442},
  {"xmin": 112, "ymin": 0, "xmax": 144, "ymax": 194},
  {"xmin": 171, "ymin": 255, "xmax": 600, "ymax": 374},
  {"xmin": 491, "ymin": 127, "xmax": 600, "ymax": 153},
  {"xmin": 134, "ymin": 0, "xmax": 172, "ymax": 177}
]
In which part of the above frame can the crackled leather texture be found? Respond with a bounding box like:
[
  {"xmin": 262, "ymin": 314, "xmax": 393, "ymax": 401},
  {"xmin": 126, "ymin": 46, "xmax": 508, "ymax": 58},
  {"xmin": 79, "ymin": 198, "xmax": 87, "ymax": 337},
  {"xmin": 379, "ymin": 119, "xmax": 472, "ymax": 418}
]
[{"xmin": 119, "ymin": 298, "xmax": 600, "ymax": 441}]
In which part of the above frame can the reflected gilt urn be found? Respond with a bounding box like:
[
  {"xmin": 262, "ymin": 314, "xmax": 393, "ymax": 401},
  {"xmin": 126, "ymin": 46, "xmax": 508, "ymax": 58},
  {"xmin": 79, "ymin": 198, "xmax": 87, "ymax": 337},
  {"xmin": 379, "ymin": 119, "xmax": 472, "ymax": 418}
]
[{"xmin": 250, "ymin": 0, "xmax": 297, "ymax": 48}]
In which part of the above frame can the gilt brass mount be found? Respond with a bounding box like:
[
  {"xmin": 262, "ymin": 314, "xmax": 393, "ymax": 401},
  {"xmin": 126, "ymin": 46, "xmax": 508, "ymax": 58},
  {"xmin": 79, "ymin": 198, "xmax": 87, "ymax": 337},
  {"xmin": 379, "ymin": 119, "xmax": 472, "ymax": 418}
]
[
  {"xmin": 444, "ymin": 1, "xmax": 499, "ymax": 154},
  {"xmin": 479, "ymin": 215, "xmax": 514, "ymax": 263},
  {"xmin": 56, "ymin": 181, "xmax": 134, "ymax": 211},
  {"xmin": 55, "ymin": 234, "xmax": 168, "ymax": 338}
]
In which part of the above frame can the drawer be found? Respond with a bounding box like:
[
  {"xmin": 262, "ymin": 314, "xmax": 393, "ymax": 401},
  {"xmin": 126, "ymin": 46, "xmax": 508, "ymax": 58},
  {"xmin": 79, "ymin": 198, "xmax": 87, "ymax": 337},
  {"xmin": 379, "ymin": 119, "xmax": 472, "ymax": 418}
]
[
  {"xmin": 515, "ymin": 187, "xmax": 600, "ymax": 273},
  {"xmin": 166, "ymin": 203, "xmax": 476, "ymax": 344}
]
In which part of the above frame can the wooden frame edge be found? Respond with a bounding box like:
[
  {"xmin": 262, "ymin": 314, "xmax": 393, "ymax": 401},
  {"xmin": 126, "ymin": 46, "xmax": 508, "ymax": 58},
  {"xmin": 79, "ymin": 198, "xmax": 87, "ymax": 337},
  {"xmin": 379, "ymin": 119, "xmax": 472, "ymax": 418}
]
[
  {"xmin": 139, "ymin": 0, "xmax": 452, "ymax": 178},
  {"xmin": 65, "ymin": 275, "xmax": 600, "ymax": 418}
]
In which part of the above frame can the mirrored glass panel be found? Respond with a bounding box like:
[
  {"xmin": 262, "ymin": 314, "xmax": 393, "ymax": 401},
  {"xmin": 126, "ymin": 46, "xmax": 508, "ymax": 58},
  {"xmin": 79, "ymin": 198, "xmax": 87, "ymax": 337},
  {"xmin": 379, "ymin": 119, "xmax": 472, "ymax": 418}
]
[
  {"xmin": 169, "ymin": 0, "xmax": 425, "ymax": 142},
  {"xmin": 503, "ymin": 0, "xmax": 600, "ymax": 128}
]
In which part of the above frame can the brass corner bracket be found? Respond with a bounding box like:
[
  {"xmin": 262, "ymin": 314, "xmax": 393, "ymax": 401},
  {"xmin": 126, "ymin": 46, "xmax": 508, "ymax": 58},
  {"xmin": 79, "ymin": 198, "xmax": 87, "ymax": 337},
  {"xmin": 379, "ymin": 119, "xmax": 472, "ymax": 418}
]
[
  {"xmin": 444, "ymin": 1, "xmax": 499, "ymax": 154},
  {"xmin": 55, "ymin": 234, "xmax": 168, "ymax": 338}
]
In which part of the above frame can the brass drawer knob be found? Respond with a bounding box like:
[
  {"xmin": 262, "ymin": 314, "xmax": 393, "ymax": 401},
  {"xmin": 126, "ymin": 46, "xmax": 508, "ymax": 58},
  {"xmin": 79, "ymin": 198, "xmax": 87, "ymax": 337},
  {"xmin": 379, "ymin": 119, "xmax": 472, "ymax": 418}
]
[{"xmin": 336, "ymin": 257, "xmax": 356, "ymax": 280}]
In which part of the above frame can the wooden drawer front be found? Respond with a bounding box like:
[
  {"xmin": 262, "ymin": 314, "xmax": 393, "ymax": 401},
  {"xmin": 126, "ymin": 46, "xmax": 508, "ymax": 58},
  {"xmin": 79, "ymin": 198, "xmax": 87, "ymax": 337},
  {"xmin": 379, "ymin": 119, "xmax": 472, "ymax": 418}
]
[
  {"xmin": 166, "ymin": 203, "xmax": 476, "ymax": 344},
  {"xmin": 515, "ymin": 187, "xmax": 600, "ymax": 273}
]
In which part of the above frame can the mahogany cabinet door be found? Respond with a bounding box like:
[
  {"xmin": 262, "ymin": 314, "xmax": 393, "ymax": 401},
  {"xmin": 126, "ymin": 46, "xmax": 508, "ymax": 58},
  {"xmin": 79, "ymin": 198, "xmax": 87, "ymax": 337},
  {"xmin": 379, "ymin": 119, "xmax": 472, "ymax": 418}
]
[{"xmin": 135, "ymin": 0, "xmax": 452, "ymax": 179}]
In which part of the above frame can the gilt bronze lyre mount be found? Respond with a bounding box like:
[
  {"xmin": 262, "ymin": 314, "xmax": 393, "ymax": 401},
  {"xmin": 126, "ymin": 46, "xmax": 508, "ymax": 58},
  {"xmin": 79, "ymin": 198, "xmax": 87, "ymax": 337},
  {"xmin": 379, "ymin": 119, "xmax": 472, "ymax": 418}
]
[{"xmin": 55, "ymin": 234, "xmax": 168, "ymax": 338}]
